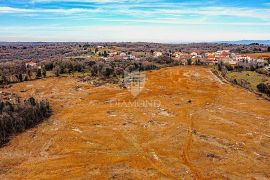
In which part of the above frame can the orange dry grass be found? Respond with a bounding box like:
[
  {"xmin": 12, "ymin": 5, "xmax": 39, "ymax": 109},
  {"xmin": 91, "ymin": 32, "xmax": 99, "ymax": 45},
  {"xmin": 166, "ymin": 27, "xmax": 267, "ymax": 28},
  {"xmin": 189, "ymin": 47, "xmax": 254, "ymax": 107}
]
[{"xmin": 0, "ymin": 66, "xmax": 270, "ymax": 179}]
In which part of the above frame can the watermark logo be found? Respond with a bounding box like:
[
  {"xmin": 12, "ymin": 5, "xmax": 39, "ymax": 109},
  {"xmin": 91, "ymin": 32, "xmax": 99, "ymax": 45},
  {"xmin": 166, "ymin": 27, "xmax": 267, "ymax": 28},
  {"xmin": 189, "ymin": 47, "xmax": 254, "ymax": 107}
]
[
  {"xmin": 112, "ymin": 100, "xmax": 161, "ymax": 108},
  {"xmin": 123, "ymin": 69, "xmax": 146, "ymax": 97}
]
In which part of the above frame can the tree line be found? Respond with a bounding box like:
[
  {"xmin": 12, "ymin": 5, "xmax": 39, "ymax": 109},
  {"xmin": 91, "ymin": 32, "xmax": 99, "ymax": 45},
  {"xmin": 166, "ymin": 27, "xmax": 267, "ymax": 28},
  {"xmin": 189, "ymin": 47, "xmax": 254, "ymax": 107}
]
[
  {"xmin": 0, "ymin": 61, "xmax": 46, "ymax": 85},
  {"xmin": 43, "ymin": 55, "xmax": 178, "ymax": 79}
]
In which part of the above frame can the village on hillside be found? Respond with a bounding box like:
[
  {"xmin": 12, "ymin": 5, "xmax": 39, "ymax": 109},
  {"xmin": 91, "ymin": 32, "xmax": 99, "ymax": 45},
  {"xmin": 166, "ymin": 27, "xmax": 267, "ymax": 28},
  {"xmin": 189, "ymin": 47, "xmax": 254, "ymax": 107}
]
[
  {"xmin": 0, "ymin": 42, "xmax": 269, "ymax": 97},
  {"xmin": 74, "ymin": 44, "xmax": 270, "ymax": 72}
]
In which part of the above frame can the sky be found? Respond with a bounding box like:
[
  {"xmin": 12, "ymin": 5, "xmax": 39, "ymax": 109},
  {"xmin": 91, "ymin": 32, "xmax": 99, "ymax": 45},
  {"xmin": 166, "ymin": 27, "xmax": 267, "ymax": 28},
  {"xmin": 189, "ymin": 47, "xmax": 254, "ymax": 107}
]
[{"xmin": 0, "ymin": 0, "xmax": 270, "ymax": 42}]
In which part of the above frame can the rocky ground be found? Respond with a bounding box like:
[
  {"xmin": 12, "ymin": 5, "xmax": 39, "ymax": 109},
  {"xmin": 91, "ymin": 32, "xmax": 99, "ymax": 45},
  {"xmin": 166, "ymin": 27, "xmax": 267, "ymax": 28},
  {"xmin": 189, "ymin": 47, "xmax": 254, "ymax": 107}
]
[{"xmin": 0, "ymin": 66, "xmax": 269, "ymax": 179}]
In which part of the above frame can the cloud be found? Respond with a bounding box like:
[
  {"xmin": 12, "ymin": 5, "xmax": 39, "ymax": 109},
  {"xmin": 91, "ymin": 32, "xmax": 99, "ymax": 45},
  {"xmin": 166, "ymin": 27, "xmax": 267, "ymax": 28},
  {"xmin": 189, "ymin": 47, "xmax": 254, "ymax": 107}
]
[
  {"xmin": 0, "ymin": 0, "xmax": 270, "ymax": 42},
  {"xmin": 0, "ymin": 6, "xmax": 100, "ymax": 14},
  {"xmin": 1, "ymin": 2, "xmax": 270, "ymax": 21},
  {"xmin": 30, "ymin": 0, "xmax": 148, "ymax": 3}
]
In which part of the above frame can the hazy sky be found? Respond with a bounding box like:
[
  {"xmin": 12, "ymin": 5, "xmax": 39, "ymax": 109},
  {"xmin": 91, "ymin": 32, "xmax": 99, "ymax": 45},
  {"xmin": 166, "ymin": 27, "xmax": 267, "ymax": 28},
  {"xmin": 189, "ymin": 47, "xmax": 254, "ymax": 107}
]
[{"xmin": 0, "ymin": 0, "xmax": 270, "ymax": 42}]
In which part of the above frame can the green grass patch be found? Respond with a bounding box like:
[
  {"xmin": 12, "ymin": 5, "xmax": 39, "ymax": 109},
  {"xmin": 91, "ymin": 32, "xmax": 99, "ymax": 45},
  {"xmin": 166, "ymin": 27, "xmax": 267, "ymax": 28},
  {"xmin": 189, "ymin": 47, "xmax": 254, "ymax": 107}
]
[{"xmin": 226, "ymin": 71, "xmax": 269, "ymax": 90}]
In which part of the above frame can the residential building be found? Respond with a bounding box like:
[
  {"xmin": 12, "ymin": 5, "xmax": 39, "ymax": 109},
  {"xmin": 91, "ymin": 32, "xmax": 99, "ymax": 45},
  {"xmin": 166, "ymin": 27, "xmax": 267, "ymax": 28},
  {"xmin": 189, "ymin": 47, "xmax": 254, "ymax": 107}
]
[
  {"xmin": 25, "ymin": 61, "xmax": 37, "ymax": 67},
  {"xmin": 154, "ymin": 51, "xmax": 163, "ymax": 57}
]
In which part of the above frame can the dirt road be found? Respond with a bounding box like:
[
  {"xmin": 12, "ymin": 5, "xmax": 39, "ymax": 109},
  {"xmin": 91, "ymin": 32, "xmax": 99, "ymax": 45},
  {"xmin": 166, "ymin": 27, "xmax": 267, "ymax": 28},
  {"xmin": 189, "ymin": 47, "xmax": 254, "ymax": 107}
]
[{"xmin": 0, "ymin": 66, "xmax": 270, "ymax": 179}]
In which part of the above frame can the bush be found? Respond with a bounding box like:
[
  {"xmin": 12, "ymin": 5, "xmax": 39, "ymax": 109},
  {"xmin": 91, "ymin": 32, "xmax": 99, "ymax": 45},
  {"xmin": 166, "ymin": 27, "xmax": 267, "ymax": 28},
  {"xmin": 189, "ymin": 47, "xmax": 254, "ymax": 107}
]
[
  {"xmin": 256, "ymin": 68, "xmax": 269, "ymax": 76},
  {"xmin": 0, "ymin": 93, "xmax": 51, "ymax": 146},
  {"xmin": 257, "ymin": 82, "xmax": 270, "ymax": 95},
  {"xmin": 187, "ymin": 59, "xmax": 192, "ymax": 65},
  {"xmin": 53, "ymin": 66, "xmax": 61, "ymax": 77}
]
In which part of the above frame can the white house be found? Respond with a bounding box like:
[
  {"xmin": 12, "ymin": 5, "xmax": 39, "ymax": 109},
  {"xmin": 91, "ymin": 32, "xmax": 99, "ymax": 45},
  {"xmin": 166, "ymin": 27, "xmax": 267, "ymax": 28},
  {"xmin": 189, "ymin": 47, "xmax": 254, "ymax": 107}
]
[
  {"xmin": 190, "ymin": 52, "xmax": 198, "ymax": 57},
  {"xmin": 235, "ymin": 55, "xmax": 251, "ymax": 61},
  {"xmin": 154, "ymin": 51, "xmax": 163, "ymax": 57},
  {"xmin": 119, "ymin": 52, "xmax": 127, "ymax": 57}
]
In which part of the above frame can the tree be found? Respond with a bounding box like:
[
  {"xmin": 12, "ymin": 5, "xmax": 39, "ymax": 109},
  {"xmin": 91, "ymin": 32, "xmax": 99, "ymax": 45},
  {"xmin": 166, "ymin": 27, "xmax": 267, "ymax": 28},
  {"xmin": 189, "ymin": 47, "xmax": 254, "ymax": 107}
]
[
  {"xmin": 187, "ymin": 59, "xmax": 192, "ymax": 65},
  {"xmin": 257, "ymin": 83, "xmax": 270, "ymax": 95},
  {"xmin": 18, "ymin": 74, "xmax": 23, "ymax": 82},
  {"xmin": 53, "ymin": 66, "xmax": 61, "ymax": 77},
  {"xmin": 27, "ymin": 70, "xmax": 32, "ymax": 80},
  {"xmin": 42, "ymin": 66, "xmax": 46, "ymax": 77},
  {"xmin": 36, "ymin": 68, "xmax": 42, "ymax": 79},
  {"xmin": 103, "ymin": 51, "xmax": 108, "ymax": 57},
  {"xmin": 95, "ymin": 48, "xmax": 99, "ymax": 54},
  {"xmin": 101, "ymin": 66, "xmax": 114, "ymax": 77},
  {"xmin": 268, "ymin": 47, "xmax": 270, "ymax": 52}
]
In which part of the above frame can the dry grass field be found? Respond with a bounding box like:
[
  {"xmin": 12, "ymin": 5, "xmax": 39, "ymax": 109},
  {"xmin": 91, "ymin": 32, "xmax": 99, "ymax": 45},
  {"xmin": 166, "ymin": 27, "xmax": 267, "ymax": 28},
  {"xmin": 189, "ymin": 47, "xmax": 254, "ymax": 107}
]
[
  {"xmin": 0, "ymin": 66, "xmax": 270, "ymax": 179},
  {"xmin": 243, "ymin": 52, "xmax": 270, "ymax": 59}
]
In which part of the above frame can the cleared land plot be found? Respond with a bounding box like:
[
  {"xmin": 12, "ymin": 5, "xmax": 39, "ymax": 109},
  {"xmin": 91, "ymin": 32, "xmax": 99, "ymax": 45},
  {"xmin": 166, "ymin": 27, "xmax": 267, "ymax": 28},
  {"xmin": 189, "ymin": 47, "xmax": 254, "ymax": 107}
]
[
  {"xmin": 243, "ymin": 52, "xmax": 270, "ymax": 59},
  {"xmin": 0, "ymin": 66, "xmax": 270, "ymax": 179}
]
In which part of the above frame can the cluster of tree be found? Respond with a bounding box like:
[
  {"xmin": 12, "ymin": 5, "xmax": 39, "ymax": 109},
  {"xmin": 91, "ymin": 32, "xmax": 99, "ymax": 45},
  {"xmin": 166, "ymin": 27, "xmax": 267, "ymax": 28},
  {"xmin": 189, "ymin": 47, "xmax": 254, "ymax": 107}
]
[
  {"xmin": 0, "ymin": 61, "xmax": 46, "ymax": 85},
  {"xmin": 257, "ymin": 82, "xmax": 270, "ymax": 96},
  {"xmin": 256, "ymin": 68, "xmax": 270, "ymax": 76},
  {"xmin": 0, "ymin": 53, "xmax": 179, "ymax": 86},
  {"xmin": 0, "ymin": 92, "xmax": 51, "ymax": 146},
  {"xmin": 230, "ymin": 78, "xmax": 252, "ymax": 91},
  {"xmin": 42, "ymin": 57, "xmax": 172, "ymax": 79}
]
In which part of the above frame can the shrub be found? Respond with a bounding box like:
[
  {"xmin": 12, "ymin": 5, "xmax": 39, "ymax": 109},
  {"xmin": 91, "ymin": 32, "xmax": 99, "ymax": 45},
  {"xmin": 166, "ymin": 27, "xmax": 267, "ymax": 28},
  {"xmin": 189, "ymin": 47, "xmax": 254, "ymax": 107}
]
[
  {"xmin": 257, "ymin": 82, "xmax": 270, "ymax": 95},
  {"xmin": 53, "ymin": 66, "xmax": 61, "ymax": 77},
  {"xmin": 0, "ymin": 93, "xmax": 51, "ymax": 146},
  {"xmin": 187, "ymin": 59, "xmax": 192, "ymax": 65}
]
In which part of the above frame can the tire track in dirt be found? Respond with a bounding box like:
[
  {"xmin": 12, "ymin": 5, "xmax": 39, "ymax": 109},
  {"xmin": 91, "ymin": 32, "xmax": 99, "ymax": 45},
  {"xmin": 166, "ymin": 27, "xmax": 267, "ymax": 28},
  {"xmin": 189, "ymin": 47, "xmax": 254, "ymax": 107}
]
[
  {"xmin": 180, "ymin": 69, "xmax": 224, "ymax": 180},
  {"xmin": 181, "ymin": 112, "xmax": 202, "ymax": 180},
  {"xmin": 122, "ymin": 126, "xmax": 177, "ymax": 179}
]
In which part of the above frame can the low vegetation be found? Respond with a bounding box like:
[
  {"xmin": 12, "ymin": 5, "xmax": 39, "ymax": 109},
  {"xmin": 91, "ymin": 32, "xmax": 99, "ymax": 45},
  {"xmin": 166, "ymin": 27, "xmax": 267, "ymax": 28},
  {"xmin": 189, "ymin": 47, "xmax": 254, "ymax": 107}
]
[
  {"xmin": 42, "ymin": 55, "xmax": 177, "ymax": 80},
  {"xmin": 257, "ymin": 82, "xmax": 270, "ymax": 96},
  {"xmin": 226, "ymin": 71, "xmax": 269, "ymax": 91},
  {"xmin": 0, "ymin": 92, "xmax": 51, "ymax": 146},
  {"xmin": 0, "ymin": 61, "xmax": 46, "ymax": 85}
]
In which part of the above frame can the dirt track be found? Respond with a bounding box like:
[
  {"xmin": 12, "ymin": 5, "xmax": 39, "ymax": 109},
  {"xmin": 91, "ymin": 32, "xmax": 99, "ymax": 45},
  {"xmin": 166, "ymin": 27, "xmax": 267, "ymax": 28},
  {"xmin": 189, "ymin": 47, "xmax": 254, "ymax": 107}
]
[{"xmin": 0, "ymin": 66, "xmax": 270, "ymax": 179}]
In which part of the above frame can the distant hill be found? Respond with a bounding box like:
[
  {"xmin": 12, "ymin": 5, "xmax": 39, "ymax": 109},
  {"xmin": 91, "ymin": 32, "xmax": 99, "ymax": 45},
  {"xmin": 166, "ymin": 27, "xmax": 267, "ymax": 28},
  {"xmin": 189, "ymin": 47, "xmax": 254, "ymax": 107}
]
[
  {"xmin": 216, "ymin": 40, "xmax": 270, "ymax": 45},
  {"xmin": 0, "ymin": 42, "xmax": 61, "ymax": 45},
  {"xmin": 0, "ymin": 40, "xmax": 270, "ymax": 46}
]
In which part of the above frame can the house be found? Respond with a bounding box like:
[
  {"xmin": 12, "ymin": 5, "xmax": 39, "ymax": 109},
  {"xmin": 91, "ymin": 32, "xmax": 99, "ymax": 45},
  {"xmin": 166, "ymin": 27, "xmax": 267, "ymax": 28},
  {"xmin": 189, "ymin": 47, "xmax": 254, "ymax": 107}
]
[
  {"xmin": 222, "ymin": 58, "xmax": 237, "ymax": 66},
  {"xmin": 119, "ymin": 52, "xmax": 127, "ymax": 57},
  {"xmin": 205, "ymin": 52, "xmax": 215, "ymax": 58},
  {"xmin": 205, "ymin": 55, "xmax": 218, "ymax": 65},
  {"xmin": 109, "ymin": 52, "xmax": 118, "ymax": 57},
  {"xmin": 255, "ymin": 59, "xmax": 267, "ymax": 68},
  {"xmin": 207, "ymin": 55, "xmax": 216, "ymax": 61},
  {"xmin": 230, "ymin": 53, "xmax": 236, "ymax": 59},
  {"xmin": 216, "ymin": 50, "xmax": 230, "ymax": 55},
  {"xmin": 154, "ymin": 51, "xmax": 163, "ymax": 57},
  {"xmin": 237, "ymin": 59, "xmax": 266, "ymax": 69},
  {"xmin": 190, "ymin": 52, "xmax": 198, "ymax": 57},
  {"xmin": 25, "ymin": 61, "xmax": 37, "ymax": 67},
  {"xmin": 173, "ymin": 52, "xmax": 189, "ymax": 58},
  {"xmin": 216, "ymin": 54, "xmax": 230, "ymax": 61},
  {"xmin": 235, "ymin": 55, "xmax": 251, "ymax": 61},
  {"xmin": 265, "ymin": 65, "xmax": 270, "ymax": 71},
  {"xmin": 127, "ymin": 55, "xmax": 136, "ymax": 60}
]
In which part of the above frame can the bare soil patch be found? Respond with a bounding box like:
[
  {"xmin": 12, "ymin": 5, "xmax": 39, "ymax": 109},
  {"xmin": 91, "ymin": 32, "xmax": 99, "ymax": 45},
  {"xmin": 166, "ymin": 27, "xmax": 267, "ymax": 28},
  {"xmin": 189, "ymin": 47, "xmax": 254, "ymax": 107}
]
[{"xmin": 0, "ymin": 66, "xmax": 270, "ymax": 179}]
